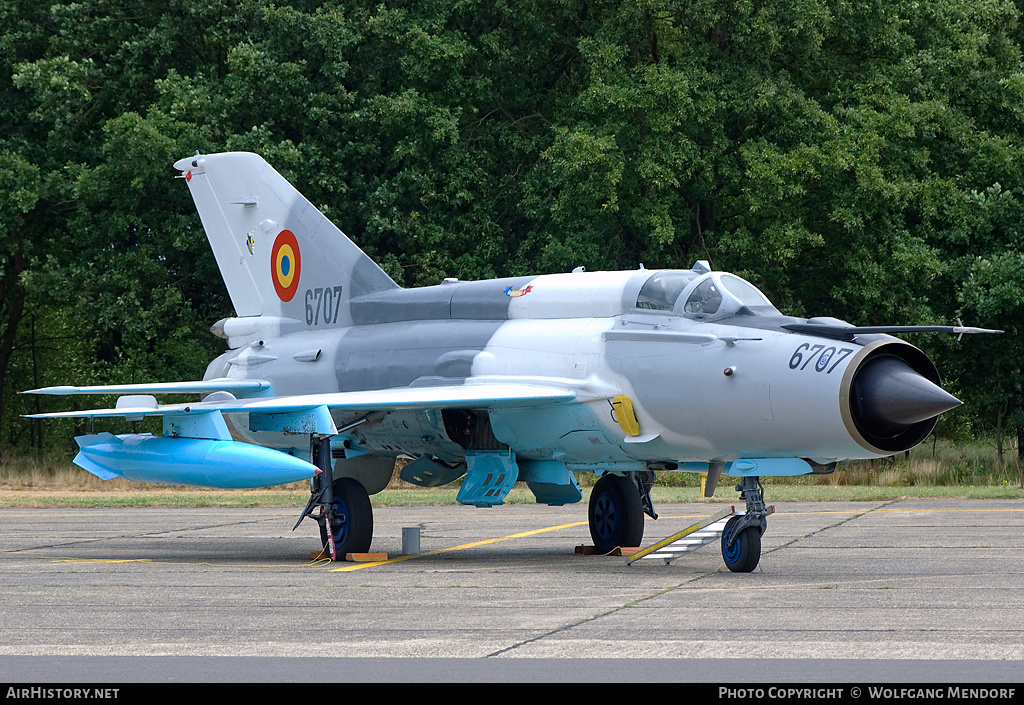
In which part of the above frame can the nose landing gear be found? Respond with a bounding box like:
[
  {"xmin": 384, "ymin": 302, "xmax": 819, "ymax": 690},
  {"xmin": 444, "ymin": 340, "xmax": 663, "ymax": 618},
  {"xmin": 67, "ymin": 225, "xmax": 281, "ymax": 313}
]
[{"xmin": 721, "ymin": 475, "xmax": 769, "ymax": 572}]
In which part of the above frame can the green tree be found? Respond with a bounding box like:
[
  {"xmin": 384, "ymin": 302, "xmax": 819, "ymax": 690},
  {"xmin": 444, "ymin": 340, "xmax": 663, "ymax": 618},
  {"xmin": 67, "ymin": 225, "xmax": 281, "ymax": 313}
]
[{"xmin": 2, "ymin": 0, "xmax": 1024, "ymax": 456}]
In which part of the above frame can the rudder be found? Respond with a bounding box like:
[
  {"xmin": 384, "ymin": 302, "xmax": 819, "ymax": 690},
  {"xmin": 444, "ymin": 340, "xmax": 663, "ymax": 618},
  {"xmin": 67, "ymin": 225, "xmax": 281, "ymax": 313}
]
[{"xmin": 173, "ymin": 152, "xmax": 399, "ymax": 326}]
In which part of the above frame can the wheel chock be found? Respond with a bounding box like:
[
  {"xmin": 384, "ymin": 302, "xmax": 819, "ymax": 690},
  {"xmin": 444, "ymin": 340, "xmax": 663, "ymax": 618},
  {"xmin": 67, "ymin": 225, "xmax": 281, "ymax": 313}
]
[
  {"xmin": 345, "ymin": 552, "xmax": 388, "ymax": 562},
  {"xmin": 575, "ymin": 545, "xmax": 642, "ymax": 556}
]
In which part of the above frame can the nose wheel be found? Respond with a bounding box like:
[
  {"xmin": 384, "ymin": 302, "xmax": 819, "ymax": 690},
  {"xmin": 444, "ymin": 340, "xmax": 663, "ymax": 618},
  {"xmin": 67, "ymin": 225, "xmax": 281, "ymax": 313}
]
[
  {"xmin": 721, "ymin": 515, "xmax": 761, "ymax": 572},
  {"xmin": 721, "ymin": 476, "xmax": 770, "ymax": 572}
]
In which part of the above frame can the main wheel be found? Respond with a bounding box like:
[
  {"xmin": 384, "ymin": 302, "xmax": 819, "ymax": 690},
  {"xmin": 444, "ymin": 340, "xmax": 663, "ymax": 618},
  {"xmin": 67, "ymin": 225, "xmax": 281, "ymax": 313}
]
[
  {"xmin": 588, "ymin": 474, "xmax": 644, "ymax": 554},
  {"xmin": 319, "ymin": 477, "xmax": 373, "ymax": 555},
  {"xmin": 721, "ymin": 515, "xmax": 761, "ymax": 572}
]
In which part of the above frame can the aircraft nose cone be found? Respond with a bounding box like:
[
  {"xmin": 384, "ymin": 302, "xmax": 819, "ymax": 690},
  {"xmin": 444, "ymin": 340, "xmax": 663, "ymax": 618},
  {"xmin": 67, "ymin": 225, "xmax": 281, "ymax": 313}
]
[{"xmin": 851, "ymin": 356, "xmax": 961, "ymax": 439}]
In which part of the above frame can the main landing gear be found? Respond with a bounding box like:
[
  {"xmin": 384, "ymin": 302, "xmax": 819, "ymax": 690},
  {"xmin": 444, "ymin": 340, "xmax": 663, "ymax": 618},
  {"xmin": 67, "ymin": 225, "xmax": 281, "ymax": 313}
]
[
  {"xmin": 294, "ymin": 436, "xmax": 373, "ymax": 560},
  {"xmin": 721, "ymin": 475, "xmax": 768, "ymax": 573},
  {"xmin": 588, "ymin": 471, "xmax": 657, "ymax": 554},
  {"xmin": 317, "ymin": 477, "xmax": 373, "ymax": 556},
  {"xmin": 588, "ymin": 471, "xmax": 769, "ymax": 572}
]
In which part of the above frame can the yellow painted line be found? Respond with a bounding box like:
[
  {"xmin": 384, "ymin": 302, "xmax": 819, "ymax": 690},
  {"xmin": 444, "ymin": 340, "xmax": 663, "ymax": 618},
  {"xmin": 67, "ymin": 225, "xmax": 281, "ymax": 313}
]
[
  {"xmin": 7, "ymin": 550, "xmax": 331, "ymax": 569},
  {"xmin": 684, "ymin": 508, "xmax": 1024, "ymax": 516},
  {"xmin": 657, "ymin": 510, "xmax": 861, "ymax": 519},
  {"xmin": 761, "ymin": 508, "xmax": 1024, "ymax": 516},
  {"xmin": 329, "ymin": 521, "xmax": 588, "ymax": 572},
  {"xmin": 873, "ymin": 507, "xmax": 1024, "ymax": 513},
  {"xmin": 49, "ymin": 558, "xmax": 156, "ymax": 564}
]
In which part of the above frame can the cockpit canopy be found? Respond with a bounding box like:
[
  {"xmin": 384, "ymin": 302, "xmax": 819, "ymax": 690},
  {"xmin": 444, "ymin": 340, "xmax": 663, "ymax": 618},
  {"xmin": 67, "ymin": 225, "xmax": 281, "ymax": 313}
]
[{"xmin": 635, "ymin": 267, "xmax": 776, "ymax": 320}]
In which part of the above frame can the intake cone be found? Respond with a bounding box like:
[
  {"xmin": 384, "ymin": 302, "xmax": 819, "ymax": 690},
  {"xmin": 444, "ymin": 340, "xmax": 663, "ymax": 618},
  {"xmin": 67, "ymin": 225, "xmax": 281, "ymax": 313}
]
[{"xmin": 851, "ymin": 355, "xmax": 961, "ymax": 440}]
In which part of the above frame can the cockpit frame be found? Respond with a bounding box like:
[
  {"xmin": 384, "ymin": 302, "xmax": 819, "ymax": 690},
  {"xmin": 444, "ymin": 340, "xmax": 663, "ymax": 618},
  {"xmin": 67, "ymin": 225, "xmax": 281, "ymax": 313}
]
[{"xmin": 634, "ymin": 266, "xmax": 777, "ymax": 322}]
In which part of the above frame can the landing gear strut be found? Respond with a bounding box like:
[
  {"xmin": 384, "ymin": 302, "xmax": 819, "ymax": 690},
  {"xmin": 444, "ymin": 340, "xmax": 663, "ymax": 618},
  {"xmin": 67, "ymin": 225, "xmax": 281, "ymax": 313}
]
[
  {"xmin": 721, "ymin": 475, "xmax": 767, "ymax": 572},
  {"xmin": 294, "ymin": 436, "xmax": 373, "ymax": 560}
]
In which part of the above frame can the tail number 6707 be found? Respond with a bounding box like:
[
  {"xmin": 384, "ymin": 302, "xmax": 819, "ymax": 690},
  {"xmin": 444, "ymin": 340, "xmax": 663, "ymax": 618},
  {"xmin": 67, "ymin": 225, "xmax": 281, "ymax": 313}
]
[
  {"xmin": 788, "ymin": 344, "xmax": 854, "ymax": 374},
  {"xmin": 305, "ymin": 286, "xmax": 343, "ymax": 326}
]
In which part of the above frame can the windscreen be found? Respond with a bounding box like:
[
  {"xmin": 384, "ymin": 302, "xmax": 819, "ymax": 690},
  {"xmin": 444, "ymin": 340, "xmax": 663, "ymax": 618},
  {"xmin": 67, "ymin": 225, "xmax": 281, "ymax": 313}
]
[{"xmin": 719, "ymin": 274, "xmax": 772, "ymax": 307}]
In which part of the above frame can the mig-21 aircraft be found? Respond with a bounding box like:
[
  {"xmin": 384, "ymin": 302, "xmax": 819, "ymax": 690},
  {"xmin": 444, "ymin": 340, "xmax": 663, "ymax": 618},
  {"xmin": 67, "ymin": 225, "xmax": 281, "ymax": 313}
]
[{"xmin": 25, "ymin": 152, "xmax": 1000, "ymax": 571}]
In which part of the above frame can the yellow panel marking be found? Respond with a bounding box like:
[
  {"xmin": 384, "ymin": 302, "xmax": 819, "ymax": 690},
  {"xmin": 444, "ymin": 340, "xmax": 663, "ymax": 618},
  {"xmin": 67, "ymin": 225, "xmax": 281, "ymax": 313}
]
[
  {"xmin": 612, "ymin": 395, "xmax": 641, "ymax": 436},
  {"xmin": 329, "ymin": 521, "xmax": 588, "ymax": 572}
]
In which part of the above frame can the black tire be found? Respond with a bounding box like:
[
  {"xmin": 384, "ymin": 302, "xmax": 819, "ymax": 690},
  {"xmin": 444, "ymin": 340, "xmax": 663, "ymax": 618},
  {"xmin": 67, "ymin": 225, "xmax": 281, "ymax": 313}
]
[
  {"xmin": 721, "ymin": 515, "xmax": 761, "ymax": 572},
  {"xmin": 588, "ymin": 474, "xmax": 644, "ymax": 553},
  {"xmin": 319, "ymin": 477, "xmax": 373, "ymax": 555}
]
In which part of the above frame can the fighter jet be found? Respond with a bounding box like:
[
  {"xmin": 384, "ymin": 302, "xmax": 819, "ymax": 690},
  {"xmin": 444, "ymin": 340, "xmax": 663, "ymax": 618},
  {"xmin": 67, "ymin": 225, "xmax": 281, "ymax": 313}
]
[{"xmin": 25, "ymin": 152, "xmax": 999, "ymax": 571}]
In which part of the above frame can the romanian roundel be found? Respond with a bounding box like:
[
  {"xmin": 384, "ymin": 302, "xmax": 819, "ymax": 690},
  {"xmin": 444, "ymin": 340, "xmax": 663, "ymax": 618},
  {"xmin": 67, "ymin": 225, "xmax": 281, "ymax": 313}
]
[{"xmin": 271, "ymin": 229, "xmax": 301, "ymax": 302}]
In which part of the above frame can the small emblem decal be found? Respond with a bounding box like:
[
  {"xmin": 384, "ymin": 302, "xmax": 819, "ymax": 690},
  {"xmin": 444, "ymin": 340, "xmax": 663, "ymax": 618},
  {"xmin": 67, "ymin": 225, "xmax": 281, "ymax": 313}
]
[
  {"xmin": 185, "ymin": 171, "xmax": 192, "ymax": 182},
  {"xmin": 271, "ymin": 229, "xmax": 301, "ymax": 302},
  {"xmin": 246, "ymin": 232, "xmax": 255, "ymax": 255},
  {"xmin": 504, "ymin": 285, "xmax": 533, "ymax": 297},
  {"xmin": 815, "ymin": 348, "xmax": 833, "ymax": 372}
]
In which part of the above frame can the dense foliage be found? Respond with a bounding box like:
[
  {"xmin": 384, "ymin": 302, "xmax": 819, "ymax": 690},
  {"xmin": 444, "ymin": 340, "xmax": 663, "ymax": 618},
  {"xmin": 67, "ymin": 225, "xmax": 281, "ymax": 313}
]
[{"xmin": 2, "ymin": 0, "xmax": 1022, "ymax": 459}]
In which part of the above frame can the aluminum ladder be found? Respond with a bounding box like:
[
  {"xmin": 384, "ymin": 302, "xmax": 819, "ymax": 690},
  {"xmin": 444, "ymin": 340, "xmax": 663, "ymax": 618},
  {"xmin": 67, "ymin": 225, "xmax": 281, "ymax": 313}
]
[{"xmin": 625, "ymin": 507, "xmax": 735, "ymax": 566}]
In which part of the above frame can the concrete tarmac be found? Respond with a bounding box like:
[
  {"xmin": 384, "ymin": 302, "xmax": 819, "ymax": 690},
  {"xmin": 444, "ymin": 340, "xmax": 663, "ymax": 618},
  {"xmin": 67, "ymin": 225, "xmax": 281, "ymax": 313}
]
[{"xmin": 0, "ymin": 498, "xmax": 1022, "ymax": 682}]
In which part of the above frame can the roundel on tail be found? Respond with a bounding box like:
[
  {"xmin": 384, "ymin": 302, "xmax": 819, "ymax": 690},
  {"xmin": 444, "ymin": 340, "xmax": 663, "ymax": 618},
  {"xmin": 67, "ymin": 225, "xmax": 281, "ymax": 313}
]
[{"xmin": 271, "ymin": 229, "xmax": 301, "ymax": 302}]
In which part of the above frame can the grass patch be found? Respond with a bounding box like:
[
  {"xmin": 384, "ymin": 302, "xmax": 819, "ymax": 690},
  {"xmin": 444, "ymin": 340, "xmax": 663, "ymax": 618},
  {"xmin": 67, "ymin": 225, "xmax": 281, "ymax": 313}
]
[
  {"xmin": 1, "ymin": 482, "xmax": 1021, "ymax": 509},
  {"xmin": 2, "ymin": 437, "xmax": 1021, "ymax": 508}
]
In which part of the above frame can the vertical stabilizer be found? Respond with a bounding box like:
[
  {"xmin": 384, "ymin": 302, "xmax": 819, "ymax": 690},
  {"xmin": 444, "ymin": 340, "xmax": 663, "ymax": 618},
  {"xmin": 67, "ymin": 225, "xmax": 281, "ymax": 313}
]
[{"xmin": 174, "ymin": 152, "xmax": 399, "ymax": 326}]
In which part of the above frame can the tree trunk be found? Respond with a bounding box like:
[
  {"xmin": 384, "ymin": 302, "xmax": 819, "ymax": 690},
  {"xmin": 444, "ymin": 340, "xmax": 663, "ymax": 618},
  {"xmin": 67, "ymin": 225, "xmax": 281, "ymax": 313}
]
[{"xmin": 0, "ymin": 259, "xmax": 27, "ymax": 464}]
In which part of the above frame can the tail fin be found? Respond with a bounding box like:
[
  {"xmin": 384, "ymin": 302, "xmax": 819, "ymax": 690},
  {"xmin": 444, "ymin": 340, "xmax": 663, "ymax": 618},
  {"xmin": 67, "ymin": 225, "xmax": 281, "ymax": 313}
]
[{"xmin": 173, "ymin": 152, "xmax": 398, "ymax": 325}]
